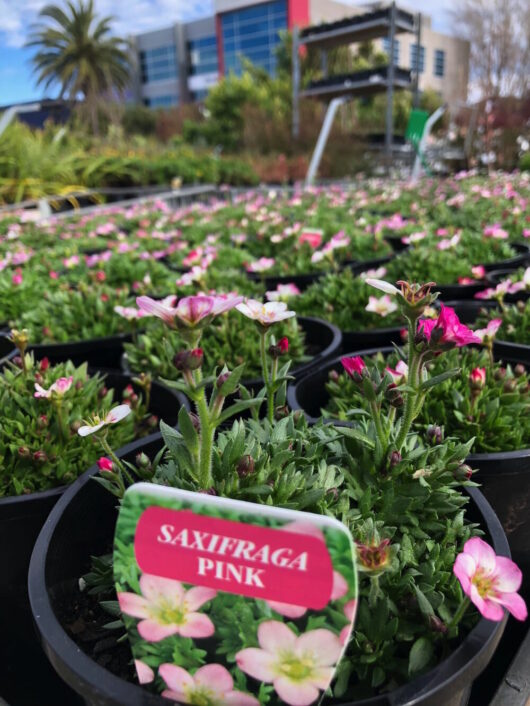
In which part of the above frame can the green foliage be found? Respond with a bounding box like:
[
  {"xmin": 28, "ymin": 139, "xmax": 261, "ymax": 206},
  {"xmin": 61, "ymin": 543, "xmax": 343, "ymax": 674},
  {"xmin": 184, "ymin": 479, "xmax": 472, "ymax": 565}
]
[
  {"xmin": 0, "ymin": 356, "xmax": 148, "ymax": 495},
  {"xmin": 122, "ymin": 105, "xmax": 157, "ymax": 137}
]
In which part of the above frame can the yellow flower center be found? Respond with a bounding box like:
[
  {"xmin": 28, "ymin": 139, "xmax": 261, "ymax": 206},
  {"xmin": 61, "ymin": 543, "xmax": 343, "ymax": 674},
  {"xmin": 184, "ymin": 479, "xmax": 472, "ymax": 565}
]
[
  {"xmin": 186, "ymin": 686, "xmax": 218, "ymax": 706},
  {"xmin": 151, "ymin": 598, "xmax": 188, "ymax": 626},
  {"xmin": 472, "ymin": 569, "xmax": 496, "ymax": 598},
  {"xmin": 277, "ymin": 651, "xmax": 315, "ymax": 682}
]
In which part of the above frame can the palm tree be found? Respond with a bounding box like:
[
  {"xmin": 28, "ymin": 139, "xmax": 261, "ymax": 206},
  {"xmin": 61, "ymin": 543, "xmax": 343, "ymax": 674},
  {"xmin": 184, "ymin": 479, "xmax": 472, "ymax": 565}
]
[{"xmin": 26, "ymin": 0, "xmax": 132, "ymax": 132}]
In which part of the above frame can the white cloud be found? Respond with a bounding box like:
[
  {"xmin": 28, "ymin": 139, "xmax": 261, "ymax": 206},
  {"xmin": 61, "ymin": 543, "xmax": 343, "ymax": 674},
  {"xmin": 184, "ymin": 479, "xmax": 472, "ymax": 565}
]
[{"xmin": 0, "ymin": 0, "xmax": 213, "ymax": 48}]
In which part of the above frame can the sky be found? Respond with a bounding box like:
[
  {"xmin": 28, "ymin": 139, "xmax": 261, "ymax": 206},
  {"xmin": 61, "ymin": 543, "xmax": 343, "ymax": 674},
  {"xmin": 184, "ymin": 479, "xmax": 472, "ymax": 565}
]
[{"xmin": 0, "ymin": 0, "xmax": 457, "ymax": 106}]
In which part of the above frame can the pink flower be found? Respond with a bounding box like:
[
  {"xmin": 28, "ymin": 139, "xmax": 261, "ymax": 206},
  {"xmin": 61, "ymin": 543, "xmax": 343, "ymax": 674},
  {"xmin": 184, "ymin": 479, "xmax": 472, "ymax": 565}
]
[
  {"xmin": 236, "ymin": 299, "xmax": 296, "ymax": 326},
  {"xmin": 453, "ymin": 537, "xmax": 527, "ymax": 621},
  {"xmin": 114, "ymin": 306, "xmax": 146, "ymax": 321},
  {"xmin": 34, "ymin": 376, "xmax": 73, "ymax": 399},
  {"xmin": 137, "ymin": 294, "xmax": 242, "ymax": 328},
  {"xmin": 471, "ymin": 265, "xmax": 486, "ymax": 279},
  {"xmin": 97, "ymin": 457, "xmax": 113, "ymax": 472},
  {"xmin": 342, "ymin": 356, "xmax": 366, "ymax": 378},
  {"xmin": 386, "ymin": 360, "xmax": 408, "ymax": 383},
  {"xmin": 340, "ymin": 599, "xmax": 358, "ymax": 645},
  {"xmin": 49, "ymin": 271, "xmax": 59, "ymax": 280},
  {"xmin": 418, "ymin": 305, "xmax": 481, "ymax": 347},
  {"xmin": 365, "ymin": 294, "xmax": 398, "ymax": 318},
  {"xmin": 12, "ymin": 273, "xmax": 23, "ymax": 285},
  {"xmin": 458, "ymin": 277, "xmax": 475, "ymax": 285},
  {"xmin": 483, "ymin": 224, "xmax": 509, "ymax": 239},
  {"xmin": 437, "ymin": 234, "xmax": 461, "ymax": 250},
  {"xmin": 118, "ymin": 574, "xmax": 217, "ymax": 642},
  {"xmin": 246, "ymin": 257, "xmax": 275, "ymax": 273},
  {"xmin": 401, "ymin": 231, "xmax": 426, "ymax": 244},
  {"xmin": 266, "ymin": 283, "xmax": 301, "ymax": 301},
  {"xmin": 63, "ymin": 255, "xmax": 80, "ymax": 268},
  {"xmin": 182, "ymin": 247, "xmax": 204, "ymax": 267},
  {"xmin": 298, "ymin": 229, "xmax": 323, "ymax": 249},
  {"xmin": 134, "ymin": 660, "xmax": 154, "ymax": 685},
  {"xmin": 236, "ymin": 622, "xmax": 343, "ymax": 706},
  {"xmin": 474, "ymin": 318, "xmax": 502, "ymax": 342},
  {"xmin": 159, "ymin": 664, "xmax": 259, "ymax": 706}
]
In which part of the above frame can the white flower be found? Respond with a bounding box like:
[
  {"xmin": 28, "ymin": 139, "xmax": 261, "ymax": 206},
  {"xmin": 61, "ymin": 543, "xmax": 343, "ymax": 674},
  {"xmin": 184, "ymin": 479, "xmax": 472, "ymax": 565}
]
[
  {"xmin": 34, "ymin": 376, "xmax": 73, "ymax": 399},
  {"xmin": 246, "ymin": 257, "xmax": 275, "ymax": 273},
  {"xmin": 265, "ymin": 283, "xmax": 301, "ymax": 301},
  {"xmin": 78, "ymin": 404, "xmax": 131, "ymax": 437},
  {"xmin": 359, "ymin": 267, "xmax": 387, "ymax": 280},
  {"xmin": 365, "ymin": 279, "xmax": 400, "ymax": 296},
  {"xmin": 236, "ymin": 299, "xmax": 296, "ymax": 326},
  {"xmin": 365, "ymin": 295, "xmax": 398, "ymax": 318}
]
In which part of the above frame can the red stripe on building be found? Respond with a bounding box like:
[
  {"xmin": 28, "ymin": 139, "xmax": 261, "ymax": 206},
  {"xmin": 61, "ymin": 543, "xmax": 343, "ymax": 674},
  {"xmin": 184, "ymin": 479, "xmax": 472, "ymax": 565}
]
[{"xmin": 288, "ymin": 0, "xmax": 309, "ymax": 29}]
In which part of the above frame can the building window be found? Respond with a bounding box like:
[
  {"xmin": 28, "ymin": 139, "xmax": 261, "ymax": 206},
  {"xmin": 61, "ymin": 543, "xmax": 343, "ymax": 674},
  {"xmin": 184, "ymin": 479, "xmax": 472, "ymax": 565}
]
[
  {"xmin": 140, "ymin": 45, "xmax": 178, "ymax": 84},
  {"xmin": 144, "ymin": 95, "xmax": 178, "ymax": 108},
  {"xmin": 434, "ymin": 49, "xmax": 445, "ymax": 77},
  {"xmin": 188, "ymin": 36, "xmax": 219, "ymax": 76},
  {"xmin": 410, "ymin": 44, "xmax": 425, "ymax": 73},
  {"xmin": 382, "ymin": 37, "xmax": 399, "ymax": 65},
  {"xmin": 221, "ymin": 0, "xmax": 287, "ymax": 76}
]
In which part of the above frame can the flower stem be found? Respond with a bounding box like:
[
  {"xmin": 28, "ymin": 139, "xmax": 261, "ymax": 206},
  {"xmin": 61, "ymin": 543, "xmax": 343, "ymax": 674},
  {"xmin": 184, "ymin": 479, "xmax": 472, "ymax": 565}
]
[
  {"xmin": 54, "ymin": 402, "xmax": 69, "ymax": 443},
  {"xmin": 260, "ymin": 330, "xmax": 274, "ymax": 424},
  {"xmin": 447, "ymin": 596, "xmax": 471, "ymax": 631},
  {"xmin": 395, "ymin": 319, "xmax": 421, "ymax": 451},
  {"xmin": 99, "ymin": 436, "xmax": 132, "ymax": 484},
  {"xmin": 370, "ymin": 400, "xmax": 387, "ymax": 451},
  {"xmin": 193, "ymin": 368, "xmax": 214, "ymax": 488}
]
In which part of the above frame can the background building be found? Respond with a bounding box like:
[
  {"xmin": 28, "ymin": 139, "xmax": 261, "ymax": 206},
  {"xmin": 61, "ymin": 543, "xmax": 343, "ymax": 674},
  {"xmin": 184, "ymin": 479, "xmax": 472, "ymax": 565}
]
[{"xmin": 130, "ymin": 1, "xmax": 469, "ymax": 108}]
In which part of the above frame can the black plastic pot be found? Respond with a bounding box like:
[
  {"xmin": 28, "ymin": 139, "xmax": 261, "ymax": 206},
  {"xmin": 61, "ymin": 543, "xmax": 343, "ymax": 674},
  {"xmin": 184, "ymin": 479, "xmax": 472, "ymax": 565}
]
[
  {"xmin": 342, "ymin": 327, "xmax": 403, "ymax": 353},
  {"xmin": 481, "ymin": 243, "xmax": 529, "ymax": 273},
  {"xmin": 29, "ymin": 332, "xmax": 133, "ymax": 369},
  {"xmin": 0, "ymin": 334, "xmax": 15, "ymax": 368},
  {"xmin": 29, "ymin": 434, "xmax": 508, "ymax": 706},
  {"xmin": 0, "ymin": 374, "xmax": 182, "ymax": 706},
  {"xmin": 122, "ymin": 316, "xmax": 342, "ymax": 392},
  {"xmin": 289, "ymin": 344, "xmax": 530, "ymax": 574}
]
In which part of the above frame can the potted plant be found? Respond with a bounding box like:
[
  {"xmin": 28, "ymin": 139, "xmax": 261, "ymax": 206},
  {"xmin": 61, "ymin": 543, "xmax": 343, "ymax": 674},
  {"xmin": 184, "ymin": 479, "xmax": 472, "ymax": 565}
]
[{"xmin": 29, "ymin": 286, "xmax": 526, "ymax": 705}]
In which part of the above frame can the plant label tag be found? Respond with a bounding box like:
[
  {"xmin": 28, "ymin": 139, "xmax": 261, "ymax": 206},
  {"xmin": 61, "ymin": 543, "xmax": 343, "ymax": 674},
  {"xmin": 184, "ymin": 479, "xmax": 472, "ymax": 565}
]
[{"xmin": 114, "ymin": 483, "xmax": 357, "ymax": 705}]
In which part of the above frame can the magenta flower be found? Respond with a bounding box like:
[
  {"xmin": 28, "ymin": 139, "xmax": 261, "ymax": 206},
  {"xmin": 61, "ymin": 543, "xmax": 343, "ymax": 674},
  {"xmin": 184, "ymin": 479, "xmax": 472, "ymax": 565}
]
[
  {"xmin": 298, "ymin": 230, "xmax": 323, "ymax": 249},
  {"xmin": 341, "ymin": 356, "xmax": 366, "ymax": 378},
  {"xmin": 136, "ymin": 295, "xmax": 178, "ymax": 324},
  {"xmin": 469, "ymin": 367, "xmax": 486, "ymax": 387},
  {"xmin": 474, "ymin": 318, "xmax": 502, "ymax": 342},
  {"xmin": 118, "ymin": 574, "xmax": 217, "ymax": 642},
  {"xmin": 418, "ymin": 305, "xmax": 481, "ymax": 347},
  {"xmin": 97, "ymin": 457, "xmax": 113, "ymax": 472},
  {"xmin": 159, "ymin": 664, "xmax": 259, "ymax": 706},
  {"xmin": 453, "ymin": 537, "xmax": 527, "ymax": 621},
  {"xmin": 236, "ymin": 622, "xmax": 343, "ymax": 706},
  {"xmin": 34, "ymin": 376, "xmax": 73, "ymax": 399}
]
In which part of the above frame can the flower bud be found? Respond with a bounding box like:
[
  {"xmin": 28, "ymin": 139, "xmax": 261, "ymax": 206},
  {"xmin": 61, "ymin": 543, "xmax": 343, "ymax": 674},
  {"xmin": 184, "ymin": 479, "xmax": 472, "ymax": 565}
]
[
  {"xmin": 33, "ymin": 450, "xmax": 47, "ymax": 464},
  {"xmin": 189, "ymin": 412, "xmax": 200, "ymax": 431},
  {"xmin": 494, "ymin": 367, "xmax": 506, "ymax": 381},
  {"xmin": 385, "ymin": 383, "xmax": 404, "ymax": 408},
  {"xmin": 329, "ymin": 370, "xmax": 340, "ymax": 383},
  {"xmin": 429, "ymin": 615, "xmax": 447, "ymax": 634},
  {"xmin": 97, "ymin": 457, "xmax": 114, "ymax": 472},
  {"xmin": 503, "ymin": 378, "xmax": 517, "ymax": 393},
  {"xmin": 199, "ymin": 487, "xmax": 217, "ymax": 495},
  {"xmin": 13, "ymin": 355, "xmax": 23, "ymax": 368},
  {"xmin": 70, "ymin": 420, "xmax": 82, "ymax": 433},
  {"xmin": 274, "ymin": 405, "xmax": 289, "ymax": 420},
  {"xmin": 135, "ymin": 453, "xmax": 151, "ymax": 470},
  {"xmin": 40, "ymin": 357, "xmax": 50, "ymax": 372},
  {"xmin": 187, "ymin": 348, "xmax": 204, "ymax": 370},
  {"xmin": 327, "ymin": 487, "xmax": 339, "ymax": 501},
  {"xmin": 426, "ymin": 425, "xmax": 443, "ymax": 445},
  {"xmin": 269, "ymin": 337, "xmax": 289, "ymax": 358},
  {"xmin": 514, "ymin": 364, "xmax": 525, "ymax": 378},
  {"xmin": 236, "ymin": 455, "xmax": 255, "ymax": 478},
  {"xmin": 455, "ymin": 463, "xmax": 473, "ymax": 480},
  {"xmin": 147, "ymin": 414, "xmax": 158, "ymax": 429},
  {"xmin": 389, "ymin": 450, "xmax": 401, "ymax": 467},
  {"xmin": 357, "ymin": 539, "xmax": 391, "ymax": 572},
  {"xmin": 469, "ymin": 367, "xmax": 486, "ymax": 390},
  {"xmin": 98, "ymin": 386, "xmax": 108, "ymax": 399},
  {"xmin": 216, "ymin": 371, "xmax": 231, "ymax": 390},
  {"xmin": 18, "ymin": 446, "xmax": 31, "ymax": 458}
]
